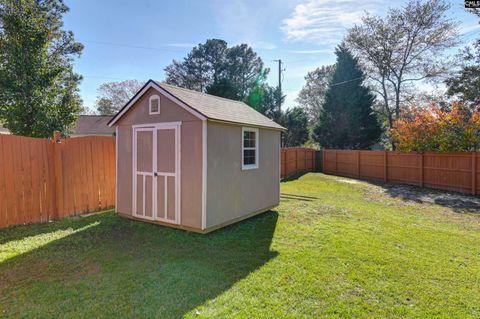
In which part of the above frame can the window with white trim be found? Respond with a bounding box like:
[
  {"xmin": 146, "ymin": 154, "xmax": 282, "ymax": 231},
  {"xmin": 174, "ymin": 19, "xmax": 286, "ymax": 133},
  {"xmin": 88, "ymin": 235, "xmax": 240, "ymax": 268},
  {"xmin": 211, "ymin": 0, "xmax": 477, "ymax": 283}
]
[
  {"xmin": 149, "ymin": 95, "xmax": 160, "ymax": 114},
  {"xmin": 242, "ymin": 127, "xmax": 258, "ymax": 170}
]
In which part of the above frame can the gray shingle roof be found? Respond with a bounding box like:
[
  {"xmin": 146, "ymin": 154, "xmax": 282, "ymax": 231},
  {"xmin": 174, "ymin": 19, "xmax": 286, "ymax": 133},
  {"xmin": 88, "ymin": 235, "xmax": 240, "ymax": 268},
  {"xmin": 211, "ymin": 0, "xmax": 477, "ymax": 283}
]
[
  {"xmin": 0, "ymin": 116, "xmax": 115, "ymax": 136},
  {"xmin": 0, "ymin": 125, "xmax": 10, "ymax": 134},
  {"xmin": 156, "ymin": 81, "xmax": 285, "ymax": 130}
]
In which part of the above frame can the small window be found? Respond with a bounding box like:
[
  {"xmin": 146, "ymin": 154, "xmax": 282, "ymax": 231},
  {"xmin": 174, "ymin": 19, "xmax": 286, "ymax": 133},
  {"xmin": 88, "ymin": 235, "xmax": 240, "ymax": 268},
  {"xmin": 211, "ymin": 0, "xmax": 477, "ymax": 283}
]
[
  {"xmin": 242, "ymin": 127, "xmax": 258, "ymax": 170},
  {"xmin": 149, "ymin": 95, "xmax": 160, "ymax": 114}
]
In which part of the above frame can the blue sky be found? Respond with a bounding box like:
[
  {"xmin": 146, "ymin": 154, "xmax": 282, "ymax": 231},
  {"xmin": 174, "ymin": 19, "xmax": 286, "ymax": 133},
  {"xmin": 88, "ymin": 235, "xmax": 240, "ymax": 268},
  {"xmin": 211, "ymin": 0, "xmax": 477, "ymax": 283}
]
[{"xmin": 63, "ymin": 0, "xmax": 479, "ymax": 112}]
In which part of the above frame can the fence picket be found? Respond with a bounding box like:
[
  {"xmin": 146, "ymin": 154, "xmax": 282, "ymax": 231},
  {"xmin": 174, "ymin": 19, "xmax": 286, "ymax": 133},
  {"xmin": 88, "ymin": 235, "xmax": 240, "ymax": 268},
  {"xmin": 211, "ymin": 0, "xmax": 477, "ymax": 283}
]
[
  {"xmin": 472, "ymin": 152, "xmax": 476, "ymax": 195},
  {"xmin": 0, "ymin": 136, "xmax": 6, "ymax": 228},
  {"xmin": 281, "ymin": 148, "xmax": 318, "ymax": 179},
  {"xmin": 324, "ymin": 149, "xmax": 479, "ymax": 195},
  {"xmin": 0, "ymin": 134, "xmax": 115, "ymax": 229}
]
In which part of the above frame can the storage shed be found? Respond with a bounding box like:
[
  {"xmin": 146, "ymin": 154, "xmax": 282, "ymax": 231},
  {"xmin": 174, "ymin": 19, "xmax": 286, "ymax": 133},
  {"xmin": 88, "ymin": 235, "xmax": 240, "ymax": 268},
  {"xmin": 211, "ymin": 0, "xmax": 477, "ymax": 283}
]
[{"xmin": 108, "ymin": 80, "xmax": 285, "ymax": 233}]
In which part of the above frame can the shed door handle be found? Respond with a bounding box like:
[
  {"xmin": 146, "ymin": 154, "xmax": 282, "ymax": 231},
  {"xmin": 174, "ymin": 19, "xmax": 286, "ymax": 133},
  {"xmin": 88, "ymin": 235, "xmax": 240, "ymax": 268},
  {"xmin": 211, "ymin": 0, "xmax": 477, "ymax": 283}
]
[{"xmin": 154, "ymin": 172, "xmax": 158, "ymax": 177}]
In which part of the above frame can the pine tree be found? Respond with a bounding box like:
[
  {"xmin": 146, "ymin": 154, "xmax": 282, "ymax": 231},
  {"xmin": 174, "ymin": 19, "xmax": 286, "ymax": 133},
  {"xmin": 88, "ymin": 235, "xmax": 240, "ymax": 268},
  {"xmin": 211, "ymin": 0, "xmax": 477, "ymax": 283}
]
[
  {"xmin": 279, "ymin": 107, "xmax": 309, "ymax": 147},
  {"xmin": 164, "ymin": 40, "xmax": 265, "ymax": 100},
  {"xmin": 313, "ymin": 44, "xmax": 382, "ymax": 149}
]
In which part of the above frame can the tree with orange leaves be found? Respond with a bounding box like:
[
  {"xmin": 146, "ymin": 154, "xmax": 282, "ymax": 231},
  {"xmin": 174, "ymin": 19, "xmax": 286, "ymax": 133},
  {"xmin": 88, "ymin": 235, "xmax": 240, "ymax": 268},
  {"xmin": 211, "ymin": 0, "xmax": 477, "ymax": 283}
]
[{"xmin": 390, "ymin": 103, "xmax": 480, "ymax": 152}]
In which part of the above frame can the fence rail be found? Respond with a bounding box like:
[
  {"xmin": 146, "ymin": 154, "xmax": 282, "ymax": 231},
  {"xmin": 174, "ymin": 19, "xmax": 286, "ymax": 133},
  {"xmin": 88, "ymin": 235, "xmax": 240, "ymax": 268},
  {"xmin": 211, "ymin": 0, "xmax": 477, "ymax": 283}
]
[
  {"xmin": 0, "ymin": 134, "xmax": 115, "ymax": 228},
  {"xmin": 323, "ymin": 149, "xmax": 480, "ymax": 195},
  {"xmin": 0, "ymin": 135, "xmax": 314, "ymax": 228},
  {"xmin": 281, "ymin": 148, "xmax": 317, "ymax": 179},
  {"xmin": 11, "ymin": 140, "xmax": 475, "ymax": 228}
]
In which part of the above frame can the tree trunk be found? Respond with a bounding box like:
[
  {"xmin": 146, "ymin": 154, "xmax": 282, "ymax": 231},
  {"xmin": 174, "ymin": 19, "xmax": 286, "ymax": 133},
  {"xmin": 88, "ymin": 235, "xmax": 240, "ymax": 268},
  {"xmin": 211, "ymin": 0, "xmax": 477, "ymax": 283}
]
[{"xmin": 395, "ymin": 81, "xmax": 401, "ymax": 120}]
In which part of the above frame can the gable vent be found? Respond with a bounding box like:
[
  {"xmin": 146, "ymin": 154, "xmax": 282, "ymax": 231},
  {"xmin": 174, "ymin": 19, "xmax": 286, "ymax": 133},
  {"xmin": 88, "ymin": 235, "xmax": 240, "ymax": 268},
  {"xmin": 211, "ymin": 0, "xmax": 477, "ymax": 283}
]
[{"xmin": 149, "ymin": 95, "xmax": 160, "ymax": 115}]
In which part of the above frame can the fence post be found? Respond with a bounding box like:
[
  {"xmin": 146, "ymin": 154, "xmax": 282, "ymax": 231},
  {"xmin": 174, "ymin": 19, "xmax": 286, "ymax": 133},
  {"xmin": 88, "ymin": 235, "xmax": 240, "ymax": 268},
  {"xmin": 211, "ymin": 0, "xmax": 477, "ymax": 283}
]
[
  {"xmin": 472, "ymin": 152, "xmax": 476, "ymax": 195},
  {"xmin": 420, "ymin": 152, "xmax": 424, "ymax": 187},
  {"xmin": 295, "ymin": 149, "xmax": 298, "ymax": 174},
  {"xmin": 52, "ymin": 131, "xmax": 64, "ymax": 219},
  {"xmin": 280, "ymin": 149, "xmax": 283, "ymax": 179},
  {"xmin": 357, "ymin": 151, "xmax": 360, "ymax": 178},
  {"xmin": 322, "ymin": 149, "xmax": 325, "ymax": 173},
  {"xmin": 384, "ymin": 150, "xmax": 388, "ymax": 183},
  {"xmin": 335, "ymin": 150, "xmax": 338, "ymax": 173},
  {"xmin": 304, "ymin": 148, "xmax": 307, "ymax": 173}
]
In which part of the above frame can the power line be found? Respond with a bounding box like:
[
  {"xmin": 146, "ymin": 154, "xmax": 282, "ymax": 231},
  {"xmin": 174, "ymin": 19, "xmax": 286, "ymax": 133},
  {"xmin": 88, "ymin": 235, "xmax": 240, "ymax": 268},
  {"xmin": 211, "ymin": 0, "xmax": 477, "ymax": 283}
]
[
  {"xmin": 329, "ymin": 77, "xmax": 364, "ymax": 87},
  {"xmin": 80, "ymin": 40, "xmax": 188, "ymax": 52},
  {"xmin": 83, "ymin": 75, "xmax": 133, "ymax": 81},
  {"xmin": 459, "ymin": 27, "xmax": 480, "ymax": 40}
]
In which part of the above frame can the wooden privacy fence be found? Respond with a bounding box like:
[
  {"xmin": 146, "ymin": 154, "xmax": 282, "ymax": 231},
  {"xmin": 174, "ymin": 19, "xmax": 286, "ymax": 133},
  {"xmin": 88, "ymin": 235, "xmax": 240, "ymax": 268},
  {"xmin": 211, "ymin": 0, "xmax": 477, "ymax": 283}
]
[
  {"xmin": 0, "ymin": 134, "xmax": 115, "ymax": 229},
  {"xmin": 281, "ymin": 148, "xmax": 317, "ymax": 179},
  {"xmin": 323, "ymin": 149, "xmax": 480, "ymax": 195}
]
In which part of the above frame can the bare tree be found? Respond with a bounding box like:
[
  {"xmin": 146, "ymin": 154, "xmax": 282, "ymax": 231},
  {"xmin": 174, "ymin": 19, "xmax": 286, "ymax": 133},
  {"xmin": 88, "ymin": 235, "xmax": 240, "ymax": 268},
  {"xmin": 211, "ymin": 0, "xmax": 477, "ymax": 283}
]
[
  {"xmin": 296, "ymin": 65, "xmax": 334, "ymax": 124},
  {"xmin": 346, "ymin": 0, "xmax": 458, "ymax": 134},
  {"xmin": 95, "ymin": 80, "xmax": 144, "ymax": 115}
]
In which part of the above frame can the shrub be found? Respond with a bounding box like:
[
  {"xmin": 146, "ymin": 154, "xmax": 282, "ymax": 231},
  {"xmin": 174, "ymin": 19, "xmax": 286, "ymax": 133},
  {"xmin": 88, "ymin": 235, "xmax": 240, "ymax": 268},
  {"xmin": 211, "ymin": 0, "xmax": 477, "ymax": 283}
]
[{"xmin": 390, "ymin": 103, "xmax": 480, "ymax": 152}]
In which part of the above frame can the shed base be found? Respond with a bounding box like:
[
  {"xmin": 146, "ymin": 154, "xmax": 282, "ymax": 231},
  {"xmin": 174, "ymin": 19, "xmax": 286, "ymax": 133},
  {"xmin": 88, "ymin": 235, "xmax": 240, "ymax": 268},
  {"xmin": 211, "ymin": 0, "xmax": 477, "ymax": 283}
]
[
  {"xmin": 117, "ymin": 204, "xmax": 277, "ymax": 234},
  {"xmin": 202, "ymin": 205, "xmax": 277, "ymax": 233}
]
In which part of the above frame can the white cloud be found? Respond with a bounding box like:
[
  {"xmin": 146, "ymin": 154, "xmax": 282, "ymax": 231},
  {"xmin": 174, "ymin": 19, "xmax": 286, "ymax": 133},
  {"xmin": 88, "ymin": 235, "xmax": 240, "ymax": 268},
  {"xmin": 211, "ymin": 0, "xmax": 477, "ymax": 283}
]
[{"xmin": 281, "ymin": 0, "xmax": 386, "ymax": 44}]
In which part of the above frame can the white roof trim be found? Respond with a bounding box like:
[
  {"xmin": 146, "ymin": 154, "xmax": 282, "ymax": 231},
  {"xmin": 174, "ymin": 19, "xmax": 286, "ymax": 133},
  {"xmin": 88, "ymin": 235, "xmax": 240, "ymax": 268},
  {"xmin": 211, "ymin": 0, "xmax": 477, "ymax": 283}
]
[{"xmin": 108, "ymin": 81, "xmax": 207, "ymax": 126}]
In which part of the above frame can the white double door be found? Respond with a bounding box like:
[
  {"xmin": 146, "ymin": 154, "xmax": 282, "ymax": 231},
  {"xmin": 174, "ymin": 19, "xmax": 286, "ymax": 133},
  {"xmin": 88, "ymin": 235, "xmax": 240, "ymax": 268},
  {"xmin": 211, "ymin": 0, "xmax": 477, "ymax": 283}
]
[{"xmin": 133, "ymin": 123, "xmax": 180, "ymax": 224}]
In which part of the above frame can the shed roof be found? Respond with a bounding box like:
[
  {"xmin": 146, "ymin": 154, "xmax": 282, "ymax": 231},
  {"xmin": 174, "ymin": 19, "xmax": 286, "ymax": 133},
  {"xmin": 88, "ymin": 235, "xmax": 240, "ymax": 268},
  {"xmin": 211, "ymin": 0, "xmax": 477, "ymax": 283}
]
[{"xmin": 108, "ymin": 80, "xmax": 285, "ymax": 130}]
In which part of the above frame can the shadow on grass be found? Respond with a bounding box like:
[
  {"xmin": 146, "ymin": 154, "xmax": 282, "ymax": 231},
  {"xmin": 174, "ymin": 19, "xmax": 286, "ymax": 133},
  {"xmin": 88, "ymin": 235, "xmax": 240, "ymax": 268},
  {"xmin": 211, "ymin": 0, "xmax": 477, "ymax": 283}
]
[
  {"xmin": 0, "ymin": 210, "xmax": 278, "ymax": 318},
  {"xmin": 281, "ymin": 171, "xmax": 310, "ymax": 182},
  {"xmin": 0, "ymin": 210, "xmax": 113, "ymax": 245},
  {"xmin": 280, "ymin": 193, "xmax": 318, "ymax": 201}
]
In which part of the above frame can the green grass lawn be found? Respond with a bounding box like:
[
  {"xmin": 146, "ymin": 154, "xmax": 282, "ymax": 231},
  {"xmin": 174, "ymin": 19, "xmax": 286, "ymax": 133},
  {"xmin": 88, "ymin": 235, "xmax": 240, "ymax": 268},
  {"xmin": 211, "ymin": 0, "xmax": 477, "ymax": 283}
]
[{"xmin": 1, "ymin": 173, "xmax": 479, "ymax": 318}]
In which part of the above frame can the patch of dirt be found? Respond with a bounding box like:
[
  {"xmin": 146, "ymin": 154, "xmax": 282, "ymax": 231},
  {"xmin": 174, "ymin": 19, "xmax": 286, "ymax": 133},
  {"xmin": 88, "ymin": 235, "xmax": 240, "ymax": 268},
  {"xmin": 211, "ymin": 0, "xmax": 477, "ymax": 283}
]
[
  {"xmin": 365, "ymin": 182, "xmax": 480, "ymax": 213},
  {"xmin": 334, "ymin": 178, "xmax": 362, "ymax": 185}
]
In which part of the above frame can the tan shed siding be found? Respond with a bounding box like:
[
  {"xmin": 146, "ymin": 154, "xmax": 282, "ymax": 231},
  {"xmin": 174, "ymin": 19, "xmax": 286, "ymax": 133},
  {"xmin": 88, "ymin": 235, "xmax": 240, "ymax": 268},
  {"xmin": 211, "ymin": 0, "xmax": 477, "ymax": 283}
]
[
  {"xmin": 206, "ymin": 122, "xmax": 280, "ymax": 228},
  {"xmin": 179, "ymin": 120, "xmax": 203, "ymax": 228},
  {"xmin": 116, "ymin": 125, "xmax": 133, "ymax": 215},
  {"xmin": 115, "ymin": 87, "xmax": 203, "ymax": 229}
]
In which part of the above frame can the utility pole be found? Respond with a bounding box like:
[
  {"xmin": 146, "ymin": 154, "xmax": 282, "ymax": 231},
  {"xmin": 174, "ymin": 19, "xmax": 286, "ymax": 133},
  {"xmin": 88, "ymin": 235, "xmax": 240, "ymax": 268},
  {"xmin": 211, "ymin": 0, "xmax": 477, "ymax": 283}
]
[
  {"xmin": 277, "ymin": 59, "xmax": 282, "ymax": 94},
  {"xmin": 273, "ymin": 59, "xmax": 285, "ymax": 146},
  {"xmin": 273, "ymin": 59, "xmax": 284, "ymax": 112}
]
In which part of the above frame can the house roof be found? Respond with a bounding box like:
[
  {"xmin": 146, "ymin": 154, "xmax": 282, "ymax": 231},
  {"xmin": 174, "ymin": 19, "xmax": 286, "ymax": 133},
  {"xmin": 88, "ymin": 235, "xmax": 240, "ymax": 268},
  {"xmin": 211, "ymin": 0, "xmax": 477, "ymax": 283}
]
[
  {"xmin": 0, "ymin": 116, "xmax": 115, "ymax": 136},
  {"xmin": 0, "ymin": 125, "xmax": 10, "ymax": 134},
  {"xmin": 73, "ymin": 115, "xmax": 115, "ymax": 136},
  {"xmin": 108, "ymin": 80, "xmax": 286, "ymax": 130}
]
